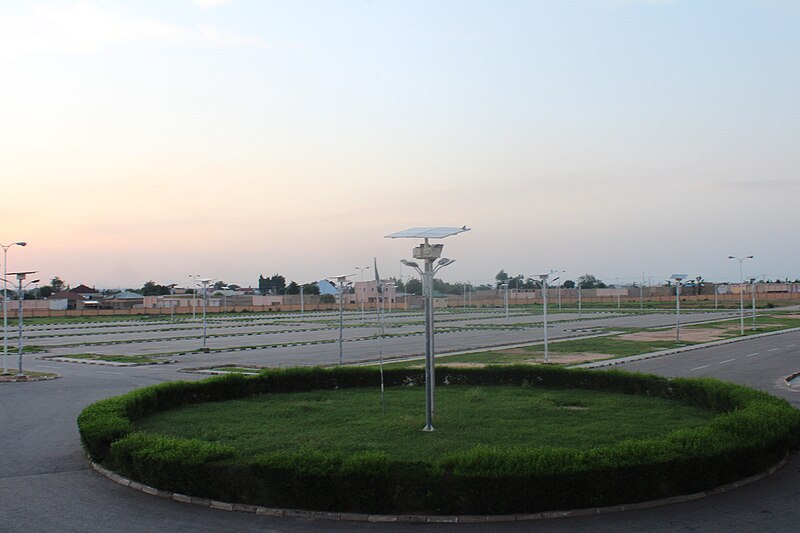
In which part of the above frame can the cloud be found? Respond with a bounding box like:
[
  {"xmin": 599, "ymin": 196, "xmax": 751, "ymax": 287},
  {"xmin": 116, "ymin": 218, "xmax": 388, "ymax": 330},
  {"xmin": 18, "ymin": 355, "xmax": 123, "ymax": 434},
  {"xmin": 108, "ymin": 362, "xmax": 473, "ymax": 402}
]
[{"xmin": 0, "ymin": 1, "xmax": 264, "ymax": 62}]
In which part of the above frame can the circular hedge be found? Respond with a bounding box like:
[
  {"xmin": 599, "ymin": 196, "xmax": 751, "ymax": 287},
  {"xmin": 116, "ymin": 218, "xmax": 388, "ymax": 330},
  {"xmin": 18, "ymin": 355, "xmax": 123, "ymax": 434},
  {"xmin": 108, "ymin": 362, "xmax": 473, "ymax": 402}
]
[{"xmin": 78, "ymin": 366, "xmax": 800, "ymax": 515}]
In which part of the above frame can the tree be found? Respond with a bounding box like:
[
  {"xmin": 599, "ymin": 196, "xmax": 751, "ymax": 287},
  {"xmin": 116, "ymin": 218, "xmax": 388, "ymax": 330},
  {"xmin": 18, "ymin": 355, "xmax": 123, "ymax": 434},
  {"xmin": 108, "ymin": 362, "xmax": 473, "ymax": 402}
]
[
  {"xmin": 562, "ymin": 280, "xmax": 576, "ymax": 289},
  {"xmin": 320, "ymin": 294, "xmax": 336, "ymax": 304},
  {"xmin": 51, "ymin": 276, "xmax": 65, "ymax": 293},
  {"xmin": 301, "ymin": 282, "xmax": 320, "ymax": 295},
  {"xmin": 140, "ymin": 281, "xmax": 171, "ymax": 296},
  {"xmin": 38, "ymin": 285, "xmax": 54, "ymax": 298},
  {"xmin": 578, "ymin": 274, "xmax": 607, "ymax": 289},
  {"xmin": 392, "ymin": 278, "xmax": 405, "ymax": 293},
  {"xmin": 258, "ymin": 274, "xmax": 286, "ymax": 295},
  {"xmin": 213, "ymin": 281, "xmax": 228, "ymax": 290},
  {"xmin": 495, "ymin": 270, "xmax": 509, "ymax": 289},
  {"xmin": 694, "ymin": 276, "xmax": 705, "ymax": 295},
  {"xmin": 406, "ymin": 278, "xmax": 422, "ymax": 295},
  {"xmin": 285, "ymin": 281, "xmax": 300, "ymax": 294}
]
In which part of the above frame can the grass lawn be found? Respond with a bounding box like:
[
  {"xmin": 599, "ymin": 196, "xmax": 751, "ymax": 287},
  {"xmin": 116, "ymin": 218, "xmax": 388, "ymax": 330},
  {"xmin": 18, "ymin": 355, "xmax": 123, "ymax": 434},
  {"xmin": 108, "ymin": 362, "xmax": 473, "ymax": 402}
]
[
  {"xmin": 134, "ymin": 386, "xmax": 714, "ymax": 461},
  {"xmin": 385, "ymin": 336, "xmax": 693, "ymax": 368},
  {"xmin": 64, "ymin": 353, "xmax": 160, "ymax": 364}
]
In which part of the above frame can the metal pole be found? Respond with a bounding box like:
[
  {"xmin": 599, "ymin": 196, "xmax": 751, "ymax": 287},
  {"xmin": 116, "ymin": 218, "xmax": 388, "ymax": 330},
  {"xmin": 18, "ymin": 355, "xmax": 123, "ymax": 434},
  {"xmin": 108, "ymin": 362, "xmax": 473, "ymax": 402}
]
[
  {"xmin": 300, "ymin": 285, "xmax": 304, "ymax": 320},
  {"xmin": 2, "ymin": 247, "xmax": 8, "ymax": 374},
  {"xmin": 676, "ymin": 281, "xmax": 681, "ymax": 343},
  {"xmin": 543, "ymin": 278, "xmax": 549, "ymax": 363},
  {"xmin": 577, "ymin": 282, "xmax": 582, "ymax": 319},
  {"xmin": 640, "ymin": 274, "xmax": 644, "ymax": 312},
  {"xmin": 423, "ymin": 258, "xmax": 434, "ymax": 431},
  {"xmin": 338, "ymin": 282, "xmax": 344, "ymax": 366},
  {"xmin": 191, "ymin": 274, "xmax": 197, "ymax": 320},
  {"xmin": 557, "ymin": 283, "xmax": 562, "ymax": 311},
  {"xmin": 504, "ymin": 283, "xmax": 509, "ymax": 320},
  {"xmin": 17, "ymin": 277, "xmax": 24, "ymax": 376},
  {"xmin": 202, "ymin": 283, "xmax": 208, "ymax": 349},
  {"xmin": 751, "ymin": 279, "xmax": 756, "ymax": 330},
  {"xmin": 739, "ymin": 261, "xmax": 744, "ymax": 335}
]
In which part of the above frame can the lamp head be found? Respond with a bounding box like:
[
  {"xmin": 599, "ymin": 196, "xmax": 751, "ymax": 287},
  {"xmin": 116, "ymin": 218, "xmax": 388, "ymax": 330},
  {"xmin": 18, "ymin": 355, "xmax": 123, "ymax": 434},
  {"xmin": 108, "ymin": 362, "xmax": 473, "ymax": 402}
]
[
  {"xmin": 400, "ymin": 259, "xmax": 419, "ymax": 269},
  {"xmin": 437, "ymin": 258, "xmax": 455, "ymax": 267},
  {"xmin": 728, "ymin": 256, "xmax": 735, "ymax": 259},
  {"xmin": 17, "ymin": 242, "xmax": 27, "ymax": 247}
]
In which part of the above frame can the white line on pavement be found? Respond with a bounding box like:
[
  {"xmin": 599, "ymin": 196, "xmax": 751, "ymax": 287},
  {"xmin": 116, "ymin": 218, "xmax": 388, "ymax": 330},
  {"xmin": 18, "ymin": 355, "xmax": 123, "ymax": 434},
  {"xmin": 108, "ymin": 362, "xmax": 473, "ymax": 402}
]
[
  {"xmin": 768, "ymin": 348, "xmax": 779, "ymax": 352},
  {"xmin": 691, "ymin": 365, "xmax": 710, "ymax": 371},
  {"xmin": 786, "ymin": 344, "xmax": 796, "ymax": 348},
  {"xmin": 719, "ymin": 358, "xmax": 736, "ymax": 364},
  {"xmin": 746, "ymin": 352, "xmax": 759, "ymax": 357}
]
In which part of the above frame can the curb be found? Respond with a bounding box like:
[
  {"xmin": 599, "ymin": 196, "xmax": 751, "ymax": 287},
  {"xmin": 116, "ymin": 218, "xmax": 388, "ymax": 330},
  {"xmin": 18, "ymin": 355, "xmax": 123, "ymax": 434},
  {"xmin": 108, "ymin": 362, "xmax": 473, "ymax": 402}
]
[{"xmin": 90, "ymin": 453, "xmax": 791, "ymax": 523}]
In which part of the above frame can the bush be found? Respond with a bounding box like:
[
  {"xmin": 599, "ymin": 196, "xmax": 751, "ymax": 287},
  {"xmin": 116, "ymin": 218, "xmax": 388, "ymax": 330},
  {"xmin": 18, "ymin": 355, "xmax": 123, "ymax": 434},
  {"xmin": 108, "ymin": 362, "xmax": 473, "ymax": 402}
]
[{"xmin": 77, "ymin": 365, "xmax": 800, "ymax": 515}]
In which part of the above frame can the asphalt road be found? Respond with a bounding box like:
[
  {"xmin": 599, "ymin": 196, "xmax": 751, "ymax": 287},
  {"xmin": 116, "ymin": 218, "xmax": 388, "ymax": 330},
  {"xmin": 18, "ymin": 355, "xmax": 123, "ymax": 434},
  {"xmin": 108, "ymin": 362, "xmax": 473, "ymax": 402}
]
[{"xmin": 1, "ymin": 311, "xmax": 798, "ymax": 532}]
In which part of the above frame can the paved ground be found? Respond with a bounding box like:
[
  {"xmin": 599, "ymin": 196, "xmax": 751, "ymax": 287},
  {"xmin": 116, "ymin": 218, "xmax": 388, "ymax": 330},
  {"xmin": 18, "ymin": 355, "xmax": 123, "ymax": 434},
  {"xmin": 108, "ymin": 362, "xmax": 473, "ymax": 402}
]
[{"xmin": 1, "ymin": 308, "xmax": 799, "ymax": 532}]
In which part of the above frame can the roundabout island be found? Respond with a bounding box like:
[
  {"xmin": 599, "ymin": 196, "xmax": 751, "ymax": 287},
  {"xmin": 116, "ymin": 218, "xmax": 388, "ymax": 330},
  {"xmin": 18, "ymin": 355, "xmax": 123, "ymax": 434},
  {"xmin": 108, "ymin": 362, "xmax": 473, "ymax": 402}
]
[{"xmin": 77, "ymin": 365, "xmax": 800, "ymax": 519}]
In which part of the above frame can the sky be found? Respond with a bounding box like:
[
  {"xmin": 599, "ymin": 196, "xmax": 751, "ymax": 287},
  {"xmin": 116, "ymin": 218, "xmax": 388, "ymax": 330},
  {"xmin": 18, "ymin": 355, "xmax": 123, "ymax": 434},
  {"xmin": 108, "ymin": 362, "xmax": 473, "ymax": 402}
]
[{"xmin": 1, "ymin": 0, "xmax": 798, "ymax": 289}]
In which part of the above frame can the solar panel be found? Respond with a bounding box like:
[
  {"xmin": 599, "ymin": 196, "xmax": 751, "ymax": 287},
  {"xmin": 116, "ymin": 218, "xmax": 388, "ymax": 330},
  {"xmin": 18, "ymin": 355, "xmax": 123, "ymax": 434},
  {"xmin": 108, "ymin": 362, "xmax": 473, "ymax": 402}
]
[{"xmin": 385, "ymin": 226, "xmax": 470, "ymax": 239}]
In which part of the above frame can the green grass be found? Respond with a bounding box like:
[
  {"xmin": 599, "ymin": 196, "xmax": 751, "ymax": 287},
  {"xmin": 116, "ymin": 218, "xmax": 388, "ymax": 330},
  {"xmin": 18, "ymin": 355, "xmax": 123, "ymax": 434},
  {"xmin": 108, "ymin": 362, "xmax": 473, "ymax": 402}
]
[
  {"xmin": 64, "ymin": 353, "xmax": 160, "ymax": 364},
  {"xmin": 544, "ymin": 336, "xmax": 693, "ymax": 356},
  {"xmin": 134, "ymin": 385, "xmax": 715, "ymax": 461},
  {"xmin": 398, "ymin": 336, "xmax": 693, "ymax": 368},
  {"xmin": 1, "ymin": 369, "xmax": 58, "ymax": 379}
]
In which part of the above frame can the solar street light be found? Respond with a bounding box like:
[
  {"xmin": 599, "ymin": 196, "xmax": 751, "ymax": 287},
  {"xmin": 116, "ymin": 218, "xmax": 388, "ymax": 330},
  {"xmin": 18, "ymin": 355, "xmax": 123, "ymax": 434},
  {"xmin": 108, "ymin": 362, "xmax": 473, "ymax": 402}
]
[
  {"xmin": 5, "ymin": 271, "xmax": 37, "ymax": 376},
  {"xmin": 387, "ymin": 226, "xmax": 469, "ymax": 431},
  {"xmin": 329, "ymin": 274, "xmax": 354, "ymax": 366},
  {"xmin": 2, "ymin": 241, "xmax": 26, "ymax": 374},
  {"xmin": 728, "ymin": 256, "xmax": 753, "ymax": 335},
  {"xmin": 670, "ymin": 274, "xmax": 687, "ymax": 342}
]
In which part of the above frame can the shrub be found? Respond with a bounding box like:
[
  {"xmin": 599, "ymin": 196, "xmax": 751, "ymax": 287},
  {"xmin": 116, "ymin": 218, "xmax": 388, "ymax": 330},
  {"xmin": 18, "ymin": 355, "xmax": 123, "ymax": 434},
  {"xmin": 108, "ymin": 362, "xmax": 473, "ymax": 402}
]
[{"xmin": 77, "ymin": 365, "xmax": 800, "ymax": 515}]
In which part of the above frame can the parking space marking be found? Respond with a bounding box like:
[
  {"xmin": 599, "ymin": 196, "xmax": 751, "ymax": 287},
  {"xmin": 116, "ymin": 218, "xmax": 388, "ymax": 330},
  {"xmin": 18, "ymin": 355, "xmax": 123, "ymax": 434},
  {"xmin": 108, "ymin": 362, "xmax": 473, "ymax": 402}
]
[
  {"xmin": 691, "ymin": 365, "xmax": 710, "ymax": 371},
  {"xmin": 719, "ymin": 358, "xmax": 736, "ymax": 364},
  {"xmin": 768, "ymin": 348, "xmax": 779, "ymax": 352},
  {"xmin": 786, "ymin": 344, "xmax": 796, "ymax": 348},
  {"xmin": 746, "ymin": 352, "xmax": 759, "ymax": 357}
]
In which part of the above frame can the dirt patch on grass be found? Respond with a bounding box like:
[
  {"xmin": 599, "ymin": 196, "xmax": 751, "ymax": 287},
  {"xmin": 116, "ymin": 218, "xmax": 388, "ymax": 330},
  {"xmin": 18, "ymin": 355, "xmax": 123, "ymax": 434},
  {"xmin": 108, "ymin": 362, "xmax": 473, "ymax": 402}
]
[
  {"xmin": 520, "ymin": 352, "xmax": 613, "ymax": 364},
  {"xmin": 620, "ymin": 328, "xmax": 727, "ymax": 342}
]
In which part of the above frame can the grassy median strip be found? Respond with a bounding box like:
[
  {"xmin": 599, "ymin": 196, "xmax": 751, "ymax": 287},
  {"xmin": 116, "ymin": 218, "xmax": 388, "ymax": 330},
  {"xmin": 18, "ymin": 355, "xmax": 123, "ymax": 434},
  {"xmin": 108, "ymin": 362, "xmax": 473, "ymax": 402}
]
[
  {"xmin": 64, "ymin": 353, "xmax": 161, "ymax": 364},
  {"xmin": 134, "ymin": 385, "xmax": 714, "ymax": 461}
]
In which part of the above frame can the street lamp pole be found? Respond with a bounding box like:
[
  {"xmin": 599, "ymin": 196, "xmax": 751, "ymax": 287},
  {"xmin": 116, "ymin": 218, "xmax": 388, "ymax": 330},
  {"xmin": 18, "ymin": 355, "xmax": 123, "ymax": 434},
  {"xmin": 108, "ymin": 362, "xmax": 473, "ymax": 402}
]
[
  {"xmin": 189, "ymin": 274, "xmax": 199, "ymax": 320},
  {"xmin": 503, "ymin": 282, "xmax": 509, "ymax": 320},
  {"xmin": 2, "ymin": 241, "xmax": 26, "ymax": 374},
  {"xmin": 670, "ymin": 274, "xmax": 686, "ymax": 343},
  {"xmin": 538, "ymin": 271, "xmax": 557, "ymax": 363},
  {"xmin": 197, "ymin": 278, "xmax": 213, "ymax": 350},
  {"xmin": 402, "ymin": 255, "xmax": 455, "ymax": 431},
  {"xmin": 330, "ymin": 275, "xmax": 353, "ymax": 366},
  {"xmin": 3, "ymin": 271, "xmax": 38, "ymax": 377},
  {"xmin": 751, "ymin": 278, "xmax": 757, "ymax": 330},
  {"xmin": 387, "ymin": 226, "xmax": 469, "ymax": 432},
  {"xmin": 728, "ymin": 255, "xmax": 753, "ymax": 336},
  {"xmin": 355, "ymin": 266, "xmax": 369, "ymax": 321}
]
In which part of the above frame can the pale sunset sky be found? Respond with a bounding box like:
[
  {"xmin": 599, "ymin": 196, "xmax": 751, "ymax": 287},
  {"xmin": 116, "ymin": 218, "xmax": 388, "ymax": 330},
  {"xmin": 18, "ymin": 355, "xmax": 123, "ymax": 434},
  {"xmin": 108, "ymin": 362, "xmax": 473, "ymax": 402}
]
[{"xmin": 1, "ymin": 0, "xmax": 798, "ymax": 289}]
